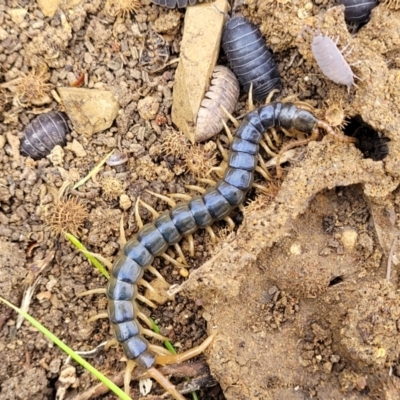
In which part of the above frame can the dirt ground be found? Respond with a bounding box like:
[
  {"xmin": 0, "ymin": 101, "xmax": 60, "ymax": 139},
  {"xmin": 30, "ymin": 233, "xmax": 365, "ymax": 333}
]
[{"xmin": 1, "ymin": 1, "xmax": 400, "ymax": 400}]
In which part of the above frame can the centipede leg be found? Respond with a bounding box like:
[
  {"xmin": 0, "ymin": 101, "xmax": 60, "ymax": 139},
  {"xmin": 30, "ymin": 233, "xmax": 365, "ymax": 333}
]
[
  {"xmin": 156, "ymin": 330, "xmax": 218, "ymax": 365},
  {"xmin": 124, "ymin": 360, "xmax": 136, "ymax": 395},
  {"xmin": 220, "ymin": 105, "xmax": 239, "ymax": 128},
  {"xmin": 147, "ymin": 265, "xmax": 167, "ymax": 281},
  {"xmin": 275, "ymin": 127, "xmax": 320, "ymax": 178},
  {"xmin": 248, "ymin": 82, "xmax": 254, "ymax": 111},
  {"xmin": 88, "ymin": 312, "xmax": 108, "ymax": 322},
  {"xmin": 221, "ymin": 119, "xmax": 234, "ymax": 141},
  {"xmin": 224, "ymin": 216, "xmax": 235, "ymax": 231},
  {"xmin": 147, "ymin": 367, "xmax": 186, "ymax": 400}
]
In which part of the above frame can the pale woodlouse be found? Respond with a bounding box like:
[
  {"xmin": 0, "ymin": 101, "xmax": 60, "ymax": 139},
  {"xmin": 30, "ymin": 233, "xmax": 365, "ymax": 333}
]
[{"xmin": 195, "ymin": 65, "xmax": 240, "ymax": 142}]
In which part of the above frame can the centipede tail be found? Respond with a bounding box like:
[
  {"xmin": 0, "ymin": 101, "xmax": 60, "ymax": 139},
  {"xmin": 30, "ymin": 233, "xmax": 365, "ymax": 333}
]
[{"xmin": 106, "ymin": 103, "xmax": 341, "ymax": 391}]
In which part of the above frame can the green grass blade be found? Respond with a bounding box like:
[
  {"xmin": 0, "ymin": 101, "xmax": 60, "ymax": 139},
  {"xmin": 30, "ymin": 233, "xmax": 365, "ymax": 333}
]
[
  {"xmin": 73, "ymin": 150, "xmax": 114, "ymax": 190},
  {"xmin": 0, "ymin": 296, "xmax": 131, "ymax": 400},
  {"xmin": 64, "ymin": 232, "xmax": 110, "ymax": 279},
  {"xmin": 149, "ymin": 317, "xmax": 177, "ymax": 355}
]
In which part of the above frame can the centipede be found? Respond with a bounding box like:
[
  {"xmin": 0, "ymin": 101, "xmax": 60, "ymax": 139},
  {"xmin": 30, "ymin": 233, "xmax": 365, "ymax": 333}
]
[{"xmin": 106, "ymin": 102, "xmax": 356, "ymax": 399}]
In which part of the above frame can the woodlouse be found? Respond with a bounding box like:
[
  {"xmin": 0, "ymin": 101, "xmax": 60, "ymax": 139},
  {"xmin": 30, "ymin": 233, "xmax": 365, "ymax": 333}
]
[
  {"xmin": 196, "ymin": 65, "xmax": 240, "ymax": 142},
  {"xmin": 106, "ymin": 102, "xmax": 355, "ymax": 399},
  {"xmin": 338, "ymin": 0, "xmax": 378, "ymax": 24},
  {"xmin": 20, "ymin": 111, "xmax": 70, "ymax": 160},
  {"xmin": 222, "ymin": 16, "xmax": 281, "ymax": 102},
  {"xmin": 303, "ymin": 26, "xmax": 357, "ymax": 92},
  {"xmin": 151, "ymin": 0, "xmax": 200, "ymax": 8}
]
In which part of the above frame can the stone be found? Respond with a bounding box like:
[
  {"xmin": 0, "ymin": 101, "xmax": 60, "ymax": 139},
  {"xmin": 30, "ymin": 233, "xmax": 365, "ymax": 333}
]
[
  {"xmin": 57, "ymin": 87, "xmax": 120, "ymax": 136},
  {"xmin": 171, "ymin": 0, "xmax": 230, "ymax": 143}
]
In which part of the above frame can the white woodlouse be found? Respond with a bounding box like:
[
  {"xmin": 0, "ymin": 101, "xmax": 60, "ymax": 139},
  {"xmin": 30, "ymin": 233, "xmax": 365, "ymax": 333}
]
[
  {"xmin": 301, "ymin": 23, "xmax": 359, "ymax": 93},
  {"xmin": 195, "ymin": 65, "xmax": 240, "ymax": 142}
]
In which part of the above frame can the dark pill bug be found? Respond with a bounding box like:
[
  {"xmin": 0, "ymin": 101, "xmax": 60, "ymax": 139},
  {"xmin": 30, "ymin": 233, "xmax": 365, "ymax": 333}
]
[
  {"xmin": 20, "ymin": 111, "xmax": 70, "ymax": 160},
  {"xmin": 337, "ymin": 0, "xmax": 378, "ymax": 24},
  {"xmin": 222, "ymin": 16, "xmax": 282, "ymax": 102},
  {"xmin": 106, "ymin": 102, "xmax": 349, "ymax": 370},
  {"xmin": 151, "ymin": 0, "xmax": 200, "ymax": 8}
]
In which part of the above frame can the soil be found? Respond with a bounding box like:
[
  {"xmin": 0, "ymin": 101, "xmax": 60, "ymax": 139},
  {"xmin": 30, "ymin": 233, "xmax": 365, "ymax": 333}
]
[{"xmin": 0, "ymin": 1, "xmax": 400, "ymax": 400}]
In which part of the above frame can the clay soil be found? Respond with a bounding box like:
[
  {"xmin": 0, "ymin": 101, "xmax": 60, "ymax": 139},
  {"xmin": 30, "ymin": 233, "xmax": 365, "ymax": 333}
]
[{"xmin": 1, "ymin": 1, "xmax": 400, "ymax": 400}]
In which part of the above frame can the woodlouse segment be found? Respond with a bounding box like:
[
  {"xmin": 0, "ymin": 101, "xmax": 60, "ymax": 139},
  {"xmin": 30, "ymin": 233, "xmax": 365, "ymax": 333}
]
[
  {"xmin": 196, "ymin": 65, "xmax": 240, "ymax": 142},
  {"xmin": 20, "ymin": 111, "xmax": 70, "ymax": 160},
  {"xmin": 151, "ymin": 0, "xmax": 200, "ymax": 8},
  {"xmin": 337, "ymin": 0, "xmax": 378, "ymax": 24},
  {"xmin": 107, "ymin": 102, "xmax": 326, "ymax": 370},
  {"xmin": 222, "ymin": 16, "xmax": 281, "ymax": 102}
]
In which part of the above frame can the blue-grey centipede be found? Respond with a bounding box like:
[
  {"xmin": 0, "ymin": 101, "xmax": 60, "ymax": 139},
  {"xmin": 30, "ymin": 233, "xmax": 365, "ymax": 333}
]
[{"xmin": 106, "ymin": 102, "xmax": 355, "ymax": 378}]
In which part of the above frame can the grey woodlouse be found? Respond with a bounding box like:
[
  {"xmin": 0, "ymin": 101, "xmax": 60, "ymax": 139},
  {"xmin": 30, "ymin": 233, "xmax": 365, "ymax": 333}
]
[
  {"xmin": 196, "ymin": 65, "xmax": 240, "ymax": 142},
  {"xmin": 151, "ymin": 0, "xmax": 200, "ymax": 8},
  {"xmin": 222, "ymin": 16, "xmax": 281, "ymax": 102},
  {"xmin": 338, "ymin": 0, "xmax": 378, "ymax": 24},
  {"xmin": 106, "ymin": 102, "xmax": 355, "ymax": 399},
  {"xmin": 20, "ymin": 111, "xmax": 70, "ymax": 160},
  {"xmin": 302, "ymin": 25, "xmax": 358, "ymax": 92}
]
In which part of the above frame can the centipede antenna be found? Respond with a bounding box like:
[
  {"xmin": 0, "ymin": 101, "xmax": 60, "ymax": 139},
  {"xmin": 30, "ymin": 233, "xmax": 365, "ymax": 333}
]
[
  {"xmin": 124, "ymin": 360, "xmax": 136, "ymax": 395},
  {"xmin": 147, "ymin": 367, "xmax": 186, "ymax": 400},
  {"xmin": 77, "ymin": 288, "xmax": 106, "ymax": 297},
  {"xmin": 136, "ymin": 308, "xmax": 153, "ymax": 329},
  {"xmin": 148, "ymin": 344, "xmax": 175, "ymax": 356},
  {"xmin": 248, "ymin": 82, "xmax": 255, "ymax": 111},
  {"xmin": 146, "ymin": 189, "xmax": 176, "ymax": 208},
  {"xmin": 137, "ymin": 293, "xmax": 157, "ymax": 308},
  {"xmin": 220, "ymin": 105, "xmax": 240, "ymax": 128},
  {"xmin": 174, "ymin": 243, "xmax": 188, "ymax": 265},
  {"xmin": 156, "ymin": 330, "xmax": 218, "ymax": 365},
  {"xmin": 162, "ymin": 252, "xmax": 187, "ymax": 268},
  {"xmin": 104, "ymin": 338, "xmax": 118, "ymax": 351},
  {"xmin": 187, "ymin": 233, "xmax": 195, "ymax": 257},
  {"xmin": 169, "ymin": 193, "xmax": 192, "ymax": 201},
  {"xmin": 224, "ymin": 216, "xmax": 235, "ymax": 231},
  {"xmin": 206, "ymin": 226, "xmax": 217, "ymax": 243},
  {"xmin": 221, "ymin": 119, "xmax": 234, "ymax": 142},
  {"xmin": 311, "ymin": 120, "xmax": 358, "ymax": 143},
  {"xmin": 120, "ymin": 215, "xmax": 126, "ymax": 245},
  {"xmin": 139, "ymin": 198, "xmax": 160, "ymax": 219},
  {"xmin": 316, "ymin": 120, "xmax": 357, "ymax": 143},
  {"xmin": 88, "ymin": 312, "xmax": 108, "ymax": 322},
  {"xmin": 185, "ymin": 184, "xmax": 206, "ymax": 194},
  {"xmin": 138, "ymin": 278, "xmax": 156, "ymax": 292},
  {"xmin": 141, "ymin": 328, "xmax": 169, "ymax": 342},
  {"xmin": 135, "ymin": 198, "xmax": 144, "ymax": 229},
  {"xmin": 216, "ymin": 138, "xmax": 229, "ymax": 160},
  {"xmin": 147, "ymin": 265, "xmax": 167, "ymax": 282},
  {"xmin": 263, "ymin": 131, "xmax": 279, "ymax": 152},
  {"xmin": 260, "ymin": 139, "xmax": 278, "ymax": 157}
]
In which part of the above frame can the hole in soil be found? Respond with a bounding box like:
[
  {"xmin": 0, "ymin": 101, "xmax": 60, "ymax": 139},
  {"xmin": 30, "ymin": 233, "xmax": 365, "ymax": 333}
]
[
  {"xmin": 329, "ymin": 276, "xmax": 343, "ymax": 286},
  {"xmin": 344, "ymin": 116, "xmax": 390, "ymax": 161}
]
